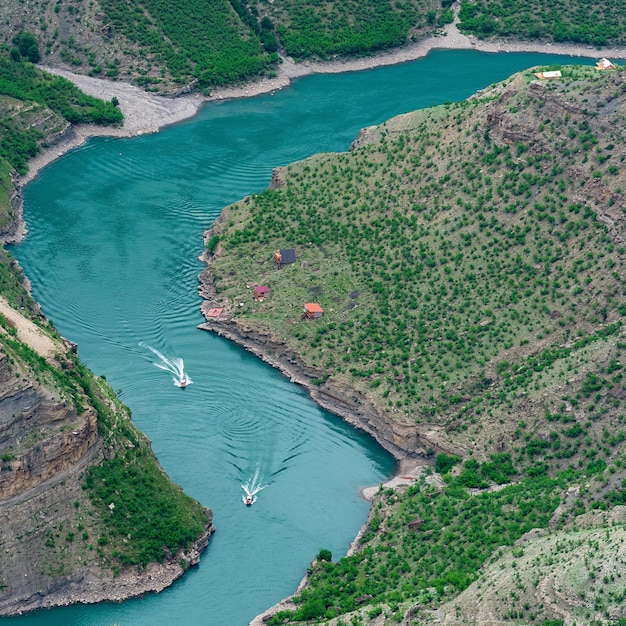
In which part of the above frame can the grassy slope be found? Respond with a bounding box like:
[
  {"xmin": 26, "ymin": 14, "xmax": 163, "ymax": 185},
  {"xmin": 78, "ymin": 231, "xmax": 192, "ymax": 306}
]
[
  {"xmin": 0, "ymin": 0, "xmax": 451, "ymax": 89},
  {"xmin": 207, "ymin": 65, "xmax": 626, "ymax": 469},
  {"xmin": 263, "ymin": 0, "xmax": 448, "ymax": 60},
  {"xmin": 433, "ymin": 507, "xmax": 626, "ymax": 625},
  {"xmin": 81, "ymin": 372, "xmax": 209, "ymax": 569},
  {"xmin": 97, "ymin": 0, "xmax": 272, "ymax": 89},
  {"xmin": 0, "ymin": 47, "xmax": 122, "ymax": 176},
  {"xmin": 0, "ymin": 0, "xmax": 275, "ymax": 92},
  {"xmin": 204, "ymin": 66, "xmax": 626, "ymax": 623},
  {"xmin": 458, "ymin": 0, "xmax": 626, "ymax": 45}
]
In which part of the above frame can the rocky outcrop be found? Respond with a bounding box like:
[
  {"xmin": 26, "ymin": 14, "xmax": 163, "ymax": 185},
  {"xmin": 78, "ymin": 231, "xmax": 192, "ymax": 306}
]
[
  {"xmin": 0, "ymin": 346, "xmax": 100, "ymax": 501},
  {"xmin": 0, "ymin": 172, "xmax": 26, "ymax": 245},
  {"xmin": 0, "ymin": 499, "xmax": 213, "ymax": 617},
  {"xmin": 268, "ymin": 166, "xmax": 287, "ymax": 190}
]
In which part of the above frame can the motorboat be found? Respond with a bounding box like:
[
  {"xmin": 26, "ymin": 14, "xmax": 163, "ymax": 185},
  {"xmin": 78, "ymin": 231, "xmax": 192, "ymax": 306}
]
[{"xmin": 245, "ymin": 495, "xmax": 253, "ymax": 506}]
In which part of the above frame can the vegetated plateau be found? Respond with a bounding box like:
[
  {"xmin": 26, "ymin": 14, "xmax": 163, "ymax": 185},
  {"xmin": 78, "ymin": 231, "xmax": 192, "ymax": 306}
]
[{"xmin": 201, "ymin": 64, "xmax": 626, "ymax": 624}]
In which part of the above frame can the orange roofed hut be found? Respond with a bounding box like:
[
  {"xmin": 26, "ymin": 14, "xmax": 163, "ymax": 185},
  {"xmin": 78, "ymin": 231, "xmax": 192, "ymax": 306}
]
[{"xmin": 304, "ymin": 303, "xmax": 323, "ymax": 319}]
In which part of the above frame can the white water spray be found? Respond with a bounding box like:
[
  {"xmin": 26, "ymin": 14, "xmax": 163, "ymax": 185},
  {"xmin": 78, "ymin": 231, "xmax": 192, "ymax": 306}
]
[
  {"xmin": 241, "ymin": 466, "xmax": 268, "ymax": 505},
  {"xmin": 140, "ymin": 342, "xmax": 192, "ymax": 388}
]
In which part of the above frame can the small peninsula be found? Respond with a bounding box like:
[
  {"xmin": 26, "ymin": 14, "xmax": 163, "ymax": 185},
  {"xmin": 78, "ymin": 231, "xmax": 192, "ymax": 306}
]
[{"xmin": 199, "ymin": 63, "xmax": 626, "ymax": 625}]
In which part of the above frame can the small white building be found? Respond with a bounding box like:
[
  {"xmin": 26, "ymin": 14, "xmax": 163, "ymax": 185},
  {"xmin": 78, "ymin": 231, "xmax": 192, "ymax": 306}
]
[
  {"xmin": 534, "ymin": 70, "xmax": 562, "ymax": 80},
  {"xmin": 596, "ymin": 58, "xmax": 617, "ymax": 70}
]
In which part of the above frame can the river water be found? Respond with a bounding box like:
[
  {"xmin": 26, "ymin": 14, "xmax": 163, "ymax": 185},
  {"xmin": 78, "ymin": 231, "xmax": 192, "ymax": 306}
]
[{"xmin": 7, "ymin": 49, "xmax": 591, "ymax": 626}]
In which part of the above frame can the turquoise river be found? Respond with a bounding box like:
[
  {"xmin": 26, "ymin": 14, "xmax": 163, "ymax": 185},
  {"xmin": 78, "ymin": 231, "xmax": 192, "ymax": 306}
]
[{"xmin": 7, "ymin": 49, "xmax": 596, "ymax": 626}]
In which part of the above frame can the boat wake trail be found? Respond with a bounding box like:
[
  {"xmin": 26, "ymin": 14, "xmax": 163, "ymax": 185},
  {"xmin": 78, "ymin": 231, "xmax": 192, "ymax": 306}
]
[
  {"xmin": 241, "ymin": 466, "xmax": 268, "ymax": 506},
  {"xmin": 140, "ymin": 342, "xmax": 192, "ymax": 388}
]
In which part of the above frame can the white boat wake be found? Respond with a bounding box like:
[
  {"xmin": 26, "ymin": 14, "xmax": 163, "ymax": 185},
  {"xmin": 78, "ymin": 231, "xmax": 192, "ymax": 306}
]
[
  {"xmin": 242, "ymin": 466, "xmax": 268, "ymax": 506},
  {"xmin": 140, "ymin": 342, "xmax": 192, "ymax": 388}
]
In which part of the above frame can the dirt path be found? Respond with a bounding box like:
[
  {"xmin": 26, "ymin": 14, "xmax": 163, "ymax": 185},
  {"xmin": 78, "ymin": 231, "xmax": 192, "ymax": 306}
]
[{"xmin": 0, "ymin": 297, "xmax": 61, "ymax": 359}]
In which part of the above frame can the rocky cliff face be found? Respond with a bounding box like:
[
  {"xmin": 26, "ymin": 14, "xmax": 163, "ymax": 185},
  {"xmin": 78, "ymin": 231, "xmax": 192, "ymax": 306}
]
[{"xmin": 0, "ymin": 351, "xmax": 100, "ymax": 500}]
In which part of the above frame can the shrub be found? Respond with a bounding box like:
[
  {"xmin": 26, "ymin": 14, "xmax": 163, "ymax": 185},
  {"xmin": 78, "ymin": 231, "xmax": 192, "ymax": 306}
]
[
  {"xmin": 435, "ymin": 453, "xmax": 461, "ymax": 474},
  {"xmin": 317, "ymin": 548, "xmax": 332, "ymax": 562}
]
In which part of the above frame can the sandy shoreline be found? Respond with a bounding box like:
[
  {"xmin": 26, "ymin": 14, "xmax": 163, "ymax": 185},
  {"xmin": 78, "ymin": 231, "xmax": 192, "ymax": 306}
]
[{"xmin": 20, "ymin": 14, "xmax": 626, "ymax": 186}]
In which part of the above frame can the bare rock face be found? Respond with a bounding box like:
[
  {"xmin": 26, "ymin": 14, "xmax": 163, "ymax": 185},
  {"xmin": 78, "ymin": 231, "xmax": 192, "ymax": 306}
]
[
  {"xmin": 0, "ymin": 344, "xmax": 103, "ymax": 610},
  {"xmin": 0, "ymin": 350, "xmax": 99, "ymax": 500},
  {"xmin": 269, "ymin": 166, "xmax": 287, "ymax": 190},
  {"xmin": 0, "ymin": 177, "xmax": 24, "ymax": 245}
]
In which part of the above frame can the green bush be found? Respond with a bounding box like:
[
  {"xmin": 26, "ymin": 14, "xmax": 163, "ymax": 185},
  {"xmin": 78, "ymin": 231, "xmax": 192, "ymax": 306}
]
[
  {"xmin": 317, "ymin": 548, "xmax": 333, "ymax": 562},
  {"xmin": 85, "ymin": 448, "xmax": 206, "ymax": 566},
  {"xmin": 435, "ymin": 453, "xmax": 461, "ymax": 474},
  {"xmin": 12, "ymin": 32, "xmax": 40, "ymax": 63}
]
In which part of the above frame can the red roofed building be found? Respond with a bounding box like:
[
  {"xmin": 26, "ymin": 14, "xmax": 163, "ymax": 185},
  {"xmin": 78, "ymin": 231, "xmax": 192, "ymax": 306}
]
[
  {"xmin": 303, "ymin": 303, "xmax": 323, "ymax": 319},
  {"xmin": 253, "ymin": 285, "xmax": 271, "ymax": 301}
]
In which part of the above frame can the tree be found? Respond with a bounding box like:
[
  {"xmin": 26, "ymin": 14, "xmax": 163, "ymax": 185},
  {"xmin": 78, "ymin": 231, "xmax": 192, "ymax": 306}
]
[{"xmin": 12, "ymin": 31, "xmax": 40, "ymax": 63}]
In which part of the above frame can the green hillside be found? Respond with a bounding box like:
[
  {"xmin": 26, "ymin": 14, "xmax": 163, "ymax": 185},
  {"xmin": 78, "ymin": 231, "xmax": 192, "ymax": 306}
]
[
  {"xmin": 97, "ymin": 0, "xmax": 273, "ymax": 88},
  {"xmin": 0, "ymin": 0, "xmax": 451, "ymax": 90},
  {"xmin": 205, "ymin": 65, "xmax": 626, "ymax": 467},
  {"xmin": 459, "ymin": 0, "xmax": 626, "ymax": 45},
  {"xmin": 202, "ymin": 65, "xmax": 626, "ymax": 622},
  {"xmin": 263, "ymin": 0, "xmax": 450, "ymax": 60}
]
